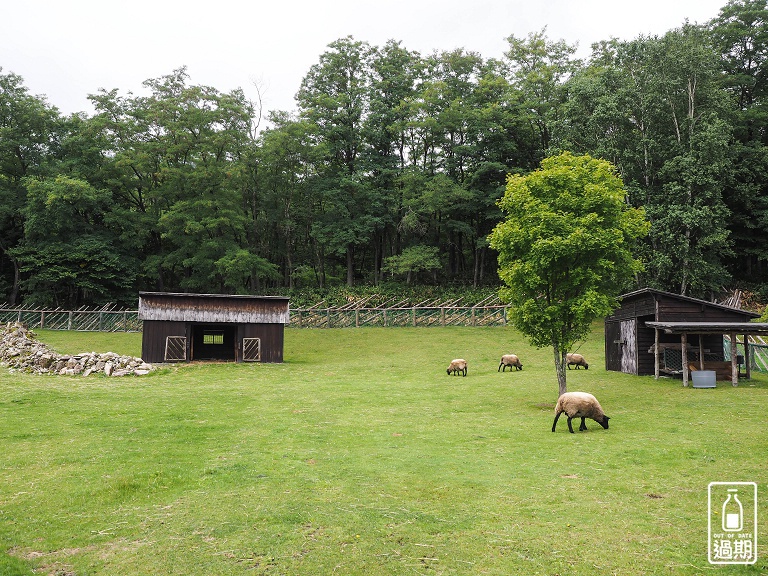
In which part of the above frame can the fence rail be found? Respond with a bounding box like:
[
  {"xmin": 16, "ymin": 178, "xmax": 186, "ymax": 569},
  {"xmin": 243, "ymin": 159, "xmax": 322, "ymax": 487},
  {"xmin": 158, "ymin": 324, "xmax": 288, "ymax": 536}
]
[
  {"xmin": 0, "ymin": 306, "xmax": 143, "ymax": 332},
  {"xmin": 0, "ymin": 303, "xmax": 509, "ymax": 331},
  {"xmin": 289, "ymin": 305, "xmax": 508, "ymax": 328}
]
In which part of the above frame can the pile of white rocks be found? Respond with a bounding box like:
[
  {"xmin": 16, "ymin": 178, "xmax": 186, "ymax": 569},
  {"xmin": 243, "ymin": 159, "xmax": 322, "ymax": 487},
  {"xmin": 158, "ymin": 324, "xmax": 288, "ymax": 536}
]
[{"xmin": 1, "ymin": 322, "xmax": 154, "ymax": 377}]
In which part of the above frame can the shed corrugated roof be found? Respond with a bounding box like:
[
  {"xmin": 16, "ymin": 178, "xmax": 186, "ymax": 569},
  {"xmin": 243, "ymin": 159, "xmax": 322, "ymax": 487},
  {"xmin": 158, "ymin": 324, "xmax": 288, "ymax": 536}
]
[{"xmin": 646, "ymin": 321, "xmax": 768, "ymax": 335}]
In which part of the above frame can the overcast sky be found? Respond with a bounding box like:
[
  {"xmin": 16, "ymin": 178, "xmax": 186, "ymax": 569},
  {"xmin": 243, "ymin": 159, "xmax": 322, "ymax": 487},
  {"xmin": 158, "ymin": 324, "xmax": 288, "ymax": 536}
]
[{"xmin": 3, "ymin": 0, "xmax": 728, "ymax": 121}]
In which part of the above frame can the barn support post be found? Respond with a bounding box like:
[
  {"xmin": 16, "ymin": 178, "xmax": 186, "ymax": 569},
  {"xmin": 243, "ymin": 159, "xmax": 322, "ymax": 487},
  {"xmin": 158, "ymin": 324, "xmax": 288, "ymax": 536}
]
[
  {"xmin": 698, "ymin": 336, "xmax": 705, "ymax": 371},
  {"xmin": 744, "ymin": 334, "xmax": 751, "ymax": 379},
  {"xmin": 681, "ymin": 332, "xmax": 689, "ymax": 387},
  {"xmin": 731, "ymin": 331, "xmax": 738, "ymax": 386},
  {"xmin": 654, "ymin": 328, "xmax": 660, "ymax": 379}
]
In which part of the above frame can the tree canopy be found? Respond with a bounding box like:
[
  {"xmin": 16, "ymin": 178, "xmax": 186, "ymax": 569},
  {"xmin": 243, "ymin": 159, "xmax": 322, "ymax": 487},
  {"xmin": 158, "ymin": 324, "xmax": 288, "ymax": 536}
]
[
  {"xmin": 1, "ymin": 1, "xmax": 767, "ymax": 307},
  {"xmin": 489, "ymin": 152, "xmax": 649, "ymax": 395}
]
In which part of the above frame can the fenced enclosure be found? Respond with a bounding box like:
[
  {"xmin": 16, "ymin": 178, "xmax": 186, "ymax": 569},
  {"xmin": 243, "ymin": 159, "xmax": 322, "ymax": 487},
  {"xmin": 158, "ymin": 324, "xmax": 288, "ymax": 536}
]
[
  {"xmin": 0, "ymin": 304, "xmax": 142, "ymax": 332},
  {"xmin": 289, "ymin": 297, "xmax": 508, "ymax": 328},
  {"xmin": 0, "ymin": 296, "xmax": 509, "ymax": 332}
]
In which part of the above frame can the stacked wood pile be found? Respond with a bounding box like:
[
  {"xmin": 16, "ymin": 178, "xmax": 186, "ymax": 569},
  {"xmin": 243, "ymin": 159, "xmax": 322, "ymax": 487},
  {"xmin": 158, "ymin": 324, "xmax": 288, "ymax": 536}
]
[{"xmin": 0, "ymin": 322, "xmax": 154, "ymax": 376}]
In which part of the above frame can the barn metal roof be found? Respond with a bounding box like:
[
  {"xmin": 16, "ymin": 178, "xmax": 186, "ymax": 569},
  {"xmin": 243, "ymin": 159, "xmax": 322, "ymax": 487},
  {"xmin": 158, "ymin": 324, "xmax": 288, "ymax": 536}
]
[
  {"xmin": 646, "ymin": 321, "xmax": 768, "ymax": 335},
  {"xmin": 138, "ymin": 292, "xmax": 290, "ymax": 324}
]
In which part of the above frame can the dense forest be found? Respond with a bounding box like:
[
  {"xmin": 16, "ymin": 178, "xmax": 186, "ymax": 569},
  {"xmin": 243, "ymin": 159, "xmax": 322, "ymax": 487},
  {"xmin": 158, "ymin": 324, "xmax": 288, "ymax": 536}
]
[{"xmin": 1, "ymin": 0, "xmax": 767, "ymax": 307}]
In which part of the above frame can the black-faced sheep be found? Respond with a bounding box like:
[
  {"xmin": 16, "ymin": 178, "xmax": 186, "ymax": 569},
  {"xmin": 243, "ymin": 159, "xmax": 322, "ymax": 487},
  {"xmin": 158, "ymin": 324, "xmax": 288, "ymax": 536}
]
[
  {"xmin": 551, "ymin": 392, "xmax": 610, "ymax": 433},
  {"xmin": 498, "ymin": 354, "xmax": 523, "ymax": 372},
  {"xmin": 447, "ymin": 358, "xmax": 467, "ymax": 376},
  {"xmin": 566, "ymin": 353, "xmax": 589, "ymax": 370}
]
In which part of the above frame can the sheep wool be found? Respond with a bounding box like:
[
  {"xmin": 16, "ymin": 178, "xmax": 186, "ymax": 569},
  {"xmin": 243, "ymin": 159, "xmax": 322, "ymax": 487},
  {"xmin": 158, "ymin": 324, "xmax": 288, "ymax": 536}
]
[
  {"xmin": 498, "ymin": 354, "xmax": 523, "ymax": 372},
  {"xmin": 552, "ymin": 391, "xmax": 610, "ymax": 433},
  {"xmin": 447, "ymin": 359, "xmax": 467, "ymax": 377},
  {"xmin": 566, "ymin": 353, "xmax": 589, "ymax": 370}
]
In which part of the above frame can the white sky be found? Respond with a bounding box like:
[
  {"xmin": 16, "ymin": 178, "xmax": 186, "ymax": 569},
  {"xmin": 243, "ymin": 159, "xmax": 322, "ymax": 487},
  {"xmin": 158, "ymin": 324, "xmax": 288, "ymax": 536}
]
[{"xmin": 3, "ymin": 0, "xmax": 727, "ymax": 122}]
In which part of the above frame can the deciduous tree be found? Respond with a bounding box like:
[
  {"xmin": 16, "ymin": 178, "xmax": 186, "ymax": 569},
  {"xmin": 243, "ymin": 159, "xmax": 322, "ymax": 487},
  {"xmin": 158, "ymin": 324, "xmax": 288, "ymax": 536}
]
[{"xmin": 489, "ymin": 152, "xmax": 648, "ymax": 395}]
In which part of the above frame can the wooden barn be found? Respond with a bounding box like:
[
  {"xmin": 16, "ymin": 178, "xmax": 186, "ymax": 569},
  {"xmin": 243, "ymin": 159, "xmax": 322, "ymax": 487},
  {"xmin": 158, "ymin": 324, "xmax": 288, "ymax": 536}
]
[
  {"xmin": 138, "ymin": 292, "xmax": 290, "ymax": 364},
  {"xmin": 605, "ymin": 288, "xmax": 763, "ymax": 384}
]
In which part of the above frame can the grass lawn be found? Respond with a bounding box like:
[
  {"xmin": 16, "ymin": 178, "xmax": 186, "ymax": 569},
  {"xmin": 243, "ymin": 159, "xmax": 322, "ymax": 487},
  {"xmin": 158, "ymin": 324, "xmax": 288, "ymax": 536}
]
[{"xmin": 1, "ymin": 324, "xmax": 766, "ymax": 575}]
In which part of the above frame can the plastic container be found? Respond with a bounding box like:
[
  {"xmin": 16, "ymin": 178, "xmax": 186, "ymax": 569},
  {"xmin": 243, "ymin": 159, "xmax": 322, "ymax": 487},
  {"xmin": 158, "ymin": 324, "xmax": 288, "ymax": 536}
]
[{"xmin": 691, "ymin": 370, "xmax": 716, "ymax": 388}]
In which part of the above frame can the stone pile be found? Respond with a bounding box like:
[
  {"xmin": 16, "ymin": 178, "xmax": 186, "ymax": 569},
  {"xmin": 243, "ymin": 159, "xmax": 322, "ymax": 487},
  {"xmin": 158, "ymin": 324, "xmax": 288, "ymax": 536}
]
[{"xmin": 1, "ymin": 322, "xmax": 154, "ymax": 377}]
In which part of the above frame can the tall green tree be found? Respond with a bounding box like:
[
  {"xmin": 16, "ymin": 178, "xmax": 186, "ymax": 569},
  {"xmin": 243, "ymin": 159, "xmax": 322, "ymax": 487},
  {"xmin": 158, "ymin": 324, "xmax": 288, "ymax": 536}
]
[
  {"xmin": 710, "ymin": 0, "xmax": 768, "ymax": 283},
  {"xmin": 251, "ymin": 112, "xmax": 322, "ymax": 288},
  {"xmin": 489, "ymin": 153, "xmax": 648, "ymax": 395},
  {"xmin": 297, "ymin": 37, "xmax": 383, "ymax": 287},
  {"xmin": 364, "ymin": 40, "xmax": 422, "ymax": 284},
  {"xmin": 503, "ymin": 29, "xmax": 580, "ymax": 156},
  {"xmin": 12, "ymin": 176, "xmax": 136, "ymax": 306},
  {"xmin": 0, "ymin": 69, "xmax": 64, "ymax": 303},
  {"xmin": 90, "ymin": 68, "xmax": 269, "ymax": 293},
  {"xmin": 558, "ymin": 26, "xmax": 734, "ymax": 297}
]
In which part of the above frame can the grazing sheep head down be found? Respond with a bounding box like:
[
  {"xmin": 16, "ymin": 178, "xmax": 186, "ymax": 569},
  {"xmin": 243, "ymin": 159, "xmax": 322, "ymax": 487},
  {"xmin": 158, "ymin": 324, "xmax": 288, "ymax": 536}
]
[
  {"xmin": 552, "ymin": 392, "xmax": 610, "ymax": 433},
  {"xmin": 566, "ymin": 353, "xmax": 589, "ymax": 370},
  {"xmin": 447, "ymin": 359, "xmax": 467, "ymax": 377},
  {"xmin": 498, "ymin": 354, "xmax": 523, "ymax": 372}
]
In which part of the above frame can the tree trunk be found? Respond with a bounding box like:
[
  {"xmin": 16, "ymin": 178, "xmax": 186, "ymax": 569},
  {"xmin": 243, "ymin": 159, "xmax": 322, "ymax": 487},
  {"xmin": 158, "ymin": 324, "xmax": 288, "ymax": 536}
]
[
  {"xmin": 8, "ymin": 256, "xmax": 20, "ymax": 306},
  {"xmin": 553, "ymin": 347, "xmax": 568, "ymax": 397},
  {"xmin": 346, "ymin": 245, "xmax": 354, "ymax": 287}
]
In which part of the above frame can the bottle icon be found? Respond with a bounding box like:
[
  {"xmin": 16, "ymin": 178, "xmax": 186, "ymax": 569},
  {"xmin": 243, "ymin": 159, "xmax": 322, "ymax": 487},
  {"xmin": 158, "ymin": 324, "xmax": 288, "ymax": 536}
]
[{"xmin": 722, "ymin": 489, "xmax": 743, "ymax": 532}]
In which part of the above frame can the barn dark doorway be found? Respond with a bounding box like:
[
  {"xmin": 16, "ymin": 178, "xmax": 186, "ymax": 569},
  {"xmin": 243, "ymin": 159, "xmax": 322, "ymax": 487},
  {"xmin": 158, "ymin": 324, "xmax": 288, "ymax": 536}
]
[{"xmin": 192, "ymin": 324, "xmax": 237, "ymax": 361}]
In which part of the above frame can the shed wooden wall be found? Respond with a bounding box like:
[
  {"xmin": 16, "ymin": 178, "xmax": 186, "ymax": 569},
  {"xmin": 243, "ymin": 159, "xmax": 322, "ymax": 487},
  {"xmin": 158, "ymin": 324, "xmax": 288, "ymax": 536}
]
[
  {"xmin": 605, "ymin": 290, "xmax": 756, "ymax": 376},
  {"xmin": 141, "ymin": 321, "xmax": 285, "ymax": 363},
  {"xmin": 142, "ymin": 320, "xmax": 188, "ymax": 363},
  {"xmin": 239, "ymin": 323, "xmax": 285, "ymax": 363}
]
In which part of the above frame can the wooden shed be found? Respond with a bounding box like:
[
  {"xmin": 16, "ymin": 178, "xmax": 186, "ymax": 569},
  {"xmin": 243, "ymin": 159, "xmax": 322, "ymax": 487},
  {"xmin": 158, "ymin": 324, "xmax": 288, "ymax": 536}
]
[
  {"xmin": 138, "ymin": 292, "xmax": 289, "ymax": 363},
  {"xmin": 605, "ymin": 288, "xmax": 760, "ymax": 383}
]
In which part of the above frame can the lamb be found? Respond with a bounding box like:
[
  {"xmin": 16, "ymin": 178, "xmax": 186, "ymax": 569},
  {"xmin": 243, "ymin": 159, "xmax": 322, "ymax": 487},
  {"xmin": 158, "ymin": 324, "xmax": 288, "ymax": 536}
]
[
  {"xmin": 566, "ymin": 353, "xmax": 589, "ymax": 370},
  {"xmin": 446, "ymin": 358, "xmax": 467, "ymax": 376},
  {"xmin": 551, "ymin": 392, "xmax": 610, "ymax": 433},
  {"xmin": 498, "ymin": 354, "xmax": 523, "ymax": 372}
]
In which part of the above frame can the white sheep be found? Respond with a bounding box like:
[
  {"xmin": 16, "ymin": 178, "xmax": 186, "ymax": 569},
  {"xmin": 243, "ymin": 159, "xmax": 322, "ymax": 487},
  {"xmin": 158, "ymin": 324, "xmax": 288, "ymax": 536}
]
[
  {"xmin": 498, "ymin": 354, "xmax": 523, "ymax": 372},
  {"xmin": 446, "ymin": 358, "xmax": 467, "ymax": 376},
  {"xmin": 566, "ymin": 353, "xmax": 589, "ymax": 370},
  {"xmin": 551, "ymin": 391, "xmax": 610, "ymax": 433}
]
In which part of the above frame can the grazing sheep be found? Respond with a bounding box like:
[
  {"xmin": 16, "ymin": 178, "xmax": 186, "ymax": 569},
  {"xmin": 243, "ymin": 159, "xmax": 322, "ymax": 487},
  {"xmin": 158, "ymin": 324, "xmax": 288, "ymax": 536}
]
[
  {"xmin": 447, "ymin": 358, "xmax": 467, "ymax": 377},
  {"xmin": 498, "ymin": 354, "xmax": 523, "ymax": 372},
  {"xmin": 566, "ymin": 353, "xmax": 589, "ymax": 370},
  {"xmin": 551, "ymin": 392, "xmax": 610, "ymax": 433}
]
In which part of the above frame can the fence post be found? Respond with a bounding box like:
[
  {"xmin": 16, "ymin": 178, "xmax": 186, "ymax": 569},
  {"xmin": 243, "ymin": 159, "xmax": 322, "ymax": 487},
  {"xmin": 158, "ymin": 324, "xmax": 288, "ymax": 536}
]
[
  {"xmin": 68, "ymin": 311, "xmax": 73, "ymax": 330},
  {"xmin": 41, "ymin": 311, "xmax": 45, "ymax": 329}
]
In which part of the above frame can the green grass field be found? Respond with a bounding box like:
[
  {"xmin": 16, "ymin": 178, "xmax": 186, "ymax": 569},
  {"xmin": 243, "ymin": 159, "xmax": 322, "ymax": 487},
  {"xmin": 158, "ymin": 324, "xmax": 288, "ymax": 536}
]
[{"xmin": 1, "ymin": 325, "xmax": 766, "ymax": 575}]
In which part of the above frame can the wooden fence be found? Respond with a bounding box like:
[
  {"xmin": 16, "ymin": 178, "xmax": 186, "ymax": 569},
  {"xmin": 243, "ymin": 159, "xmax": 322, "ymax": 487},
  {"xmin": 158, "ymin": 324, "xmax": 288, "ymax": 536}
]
[
  {"xmin": 289, "ymin": 304, "xmax": 508, "ymax": 328},
  {"xmin": 0, "ymin": 298, "xmax": 509, "ymax": 331},
  {"xmin": 0, "ymin": 304, "xmax": 143, "ymax": 332}
]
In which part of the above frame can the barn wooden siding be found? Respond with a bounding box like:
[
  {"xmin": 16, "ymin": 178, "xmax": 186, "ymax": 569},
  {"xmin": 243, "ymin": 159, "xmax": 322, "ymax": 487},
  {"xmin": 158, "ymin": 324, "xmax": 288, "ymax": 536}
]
[
  {"xmin": 605, "ymin": 289, "xmax": 758, "ymax": 376},
  {"xmin": 138, "ymin": 292, "xmax": 289, "ymax": 364}
]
